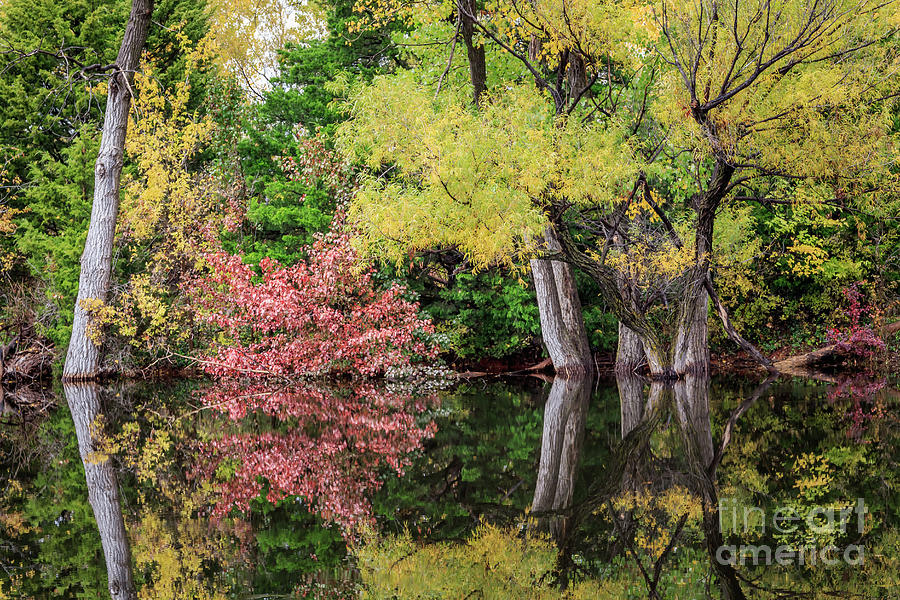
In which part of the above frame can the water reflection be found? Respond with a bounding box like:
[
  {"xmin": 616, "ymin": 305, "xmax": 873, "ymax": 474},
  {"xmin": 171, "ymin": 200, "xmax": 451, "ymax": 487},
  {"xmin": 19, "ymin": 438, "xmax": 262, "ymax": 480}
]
[
  {"xmin": 532, "ymin": 375, "xmax": 592, "ymax": 539},
  {"xmin": 197, "ymin": 381, "xmax": 439, "ymax": 531},
  {"xmin": 64, "ymin": 383, "xmax": 136, "ymax": 600},
  {"xmin": 2, "ymin": 373, "xmax": 895, "ymax": 598}
]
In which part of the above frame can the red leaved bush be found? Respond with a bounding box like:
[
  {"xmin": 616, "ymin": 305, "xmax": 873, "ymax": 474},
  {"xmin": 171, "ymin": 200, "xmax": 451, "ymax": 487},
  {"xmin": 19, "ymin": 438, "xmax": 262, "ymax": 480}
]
[
  {"xmin": 196, "ymin": 382, "xmax": 436, "ymax": 531},
  {"xmin": 826, "ymin": 283, "xmax": 886, "ymax": 361},
  {"xmin": 190, "ymin": 222, "xmax": 438, "ymax": 379}
]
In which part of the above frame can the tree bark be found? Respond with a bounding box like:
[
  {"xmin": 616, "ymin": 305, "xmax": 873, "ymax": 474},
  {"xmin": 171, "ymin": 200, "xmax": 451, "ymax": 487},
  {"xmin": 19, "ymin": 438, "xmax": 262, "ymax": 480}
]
[
  {"xmin": 64, "ymin": 0, "xmax": 154, "ymax": 381},
  {"xmin": 530, "ymin": 227, "xmax": 593, "ymax": 377},
  {"xmin": 65, "ymin": 383, "xmax": 136, "ymax": 600},
  {"xmin": 672, "ymin": 281, "xmax": 710, "ymax": 376},
  {"xmin": 459, "ymin": 0, "xmax": 486, "ymax": 106},
  {"xmin": 615, "ymin": 322, "xmax": 645, "ymax": 375}
]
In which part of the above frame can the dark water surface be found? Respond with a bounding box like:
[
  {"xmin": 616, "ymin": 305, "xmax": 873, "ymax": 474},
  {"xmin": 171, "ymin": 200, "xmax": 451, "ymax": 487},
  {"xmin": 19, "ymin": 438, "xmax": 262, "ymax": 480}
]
[{"xmin": 1, "ymin": 375, "xmax": 897, "ymax": 598}]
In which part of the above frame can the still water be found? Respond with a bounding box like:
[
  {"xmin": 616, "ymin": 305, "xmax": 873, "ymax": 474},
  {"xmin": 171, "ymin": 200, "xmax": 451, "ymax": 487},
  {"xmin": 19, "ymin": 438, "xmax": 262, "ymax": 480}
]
[{"xmin": 1, "ymin": 375, "xmax": 897, "ymax": 598}]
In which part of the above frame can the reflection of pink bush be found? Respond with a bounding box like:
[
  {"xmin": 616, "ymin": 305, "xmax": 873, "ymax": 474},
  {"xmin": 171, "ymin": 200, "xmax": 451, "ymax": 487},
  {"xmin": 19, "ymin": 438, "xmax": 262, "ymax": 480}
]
[
  {"xmin": 826, "ymin": 376, "xmax": 888, "ymax": 440},
  {"xmin": 825, "ymin": 284, "xmax": 885, "ymax": 360},
  {"xmin": 196, "ymin": 382, "xmax": 436, "ymax": 531}
]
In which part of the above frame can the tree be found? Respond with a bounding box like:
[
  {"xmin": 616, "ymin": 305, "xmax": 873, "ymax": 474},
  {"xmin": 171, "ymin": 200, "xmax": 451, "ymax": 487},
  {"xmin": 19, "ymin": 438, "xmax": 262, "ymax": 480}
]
[
  {"xmin": 64, "ymin": 0, "xmax": 155, "ymax": 379},
  {"xmin": 340, "ymin": 0, "xmax": 899, "ymax": 378}
]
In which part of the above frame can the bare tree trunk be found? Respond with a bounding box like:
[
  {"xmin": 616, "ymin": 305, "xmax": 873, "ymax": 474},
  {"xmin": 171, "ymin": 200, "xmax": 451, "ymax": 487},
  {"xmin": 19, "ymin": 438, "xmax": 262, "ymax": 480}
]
[
  {"xmin": 459, "ymin": 0, "xmax": 486, "ymax": 106},
  {"xmin": 531, "ymin": 227, "xmax": 593, "ymax": 377},
  {"xmin": 532, "ymin": 375, "xmax": 592, "ymax": 539},
  {"xmin": 65, "ymin": 383, "xmax": 136, "ymax": 600},
  {"xmin": 672, "ymin": 280, "xmax": 710, "ymax": 377},
  {"xmin": 615, "ymin": 322, "xmax": 645, "ymax": 375},
  {"xmin": 64, "ymin": 0, "xmax": 154, "ymax": 381}
]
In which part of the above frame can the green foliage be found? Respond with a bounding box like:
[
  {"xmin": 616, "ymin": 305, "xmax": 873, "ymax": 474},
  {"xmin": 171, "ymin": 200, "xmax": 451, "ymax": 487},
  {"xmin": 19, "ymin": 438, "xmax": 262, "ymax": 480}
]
[
  {"xmin": 373, "ymin": 382, "xmax": 546, "ymax": 540},
  {"xmin": 423, "ymin": 271, "xmax": 541, "ymax": 359},
  {"xmin": 12, "ymin": 127, "xmax": 98, "ymax": 347},
  {"xmin": 229, "ymin": 0, "xmax": 401, "ymax": 266},
  {"xmin": 0, "ymin": 0, "xmax": 214, "ymax": 351},
  {"xmin": 247, "ymin": 497, "xmax": 348, "ymax": 593}
]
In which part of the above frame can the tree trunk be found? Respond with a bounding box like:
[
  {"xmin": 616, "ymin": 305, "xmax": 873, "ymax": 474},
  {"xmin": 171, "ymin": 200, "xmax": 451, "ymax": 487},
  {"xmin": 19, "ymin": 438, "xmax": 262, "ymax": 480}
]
[
  {"xmin": 64, "ymin": 0, "xmax": 154, "ymax": 381},
  {"xmin": 530, "ymin": 227, "xmax": 593, "ymax": 377},
  {"xmin": 459, "ymin": 0, "xmax": 486, "ymax": 106},
  {"xmin": 65, "ymin": 383, "xmax": 136, "ymax": 600},
  {"xmin": 532, "ymin": 375, "xmax": 592, "ymax": 539},
  {"xmin": 672, "ymin": 279, "xmax": 710, "ymax": 376},
  {"xmin": 615, "ymin": 322, "xmax": 645, "ymax": 375}
]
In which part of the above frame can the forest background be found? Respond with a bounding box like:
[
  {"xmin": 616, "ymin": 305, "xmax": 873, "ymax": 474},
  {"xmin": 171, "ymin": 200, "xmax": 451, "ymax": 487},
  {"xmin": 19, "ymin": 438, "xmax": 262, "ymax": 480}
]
[{"xmin": 0, "ymin": 0, "xmax": 898, "ymax": 378}]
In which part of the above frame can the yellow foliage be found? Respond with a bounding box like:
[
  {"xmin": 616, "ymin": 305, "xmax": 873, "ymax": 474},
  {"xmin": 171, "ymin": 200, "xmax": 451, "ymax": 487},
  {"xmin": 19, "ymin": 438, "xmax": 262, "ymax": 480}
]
[
  {"xmin": 355, "ymin": 522, "xmax": 636, "ymax": 599},
  {"xmin": 339, "ymin": 75, "xmax": 641, "ymax": 267},
  {"xmin": 652, "ymin": 0, "xmax": 899, "ymax": 190},
  {"xmin": 207, "ymin": 0, "xmax": 324, "ymax": 88},
  {"xmin": 108, "ymin": 32, "xmax": 235, "ymax": 353},
  {"xmin": 122, "ymin": 32, "xmax": 217, "ymax": 251}
]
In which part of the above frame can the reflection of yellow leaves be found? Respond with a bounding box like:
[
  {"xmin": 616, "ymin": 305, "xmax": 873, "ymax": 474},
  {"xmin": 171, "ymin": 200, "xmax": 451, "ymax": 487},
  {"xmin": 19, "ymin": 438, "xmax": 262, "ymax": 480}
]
[
  {"xmin": 791, "ymin": 452, "xmax": 834, "ymax": 500},
  {"xmin": 133, "ymin": 511, "xmax": 230, "ymax": 600},
  {"xmin": 609, "ymin": 486, "xmax": 702, "ymax": 561}
]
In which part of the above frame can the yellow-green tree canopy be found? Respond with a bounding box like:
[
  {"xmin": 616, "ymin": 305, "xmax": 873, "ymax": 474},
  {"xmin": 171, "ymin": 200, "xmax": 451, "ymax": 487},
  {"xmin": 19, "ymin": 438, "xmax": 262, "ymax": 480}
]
[{"xmin": 340, "ymin": 0, "xmax": 900, "ymax": 270}]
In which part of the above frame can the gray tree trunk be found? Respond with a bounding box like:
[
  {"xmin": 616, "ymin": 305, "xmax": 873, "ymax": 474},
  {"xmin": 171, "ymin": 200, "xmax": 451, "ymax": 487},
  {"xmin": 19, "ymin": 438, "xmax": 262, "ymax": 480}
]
[
  {"xmin": 672, "ymin": 282, "xmax": 710, "ymax": 377},
  {"xmin": 615, "ymin": 322, "xmax": 645, "ymax": 375},
  {"xmin": 65, "ymin": 383, "xmax": 136, "ymax": 600},
  {"xmin": 530, "ymin": 227, "xmax": 593, "ymax": 377},
  {"xmin": 64, "ymin": 0, "xmax": 154, "ymax": 380}
]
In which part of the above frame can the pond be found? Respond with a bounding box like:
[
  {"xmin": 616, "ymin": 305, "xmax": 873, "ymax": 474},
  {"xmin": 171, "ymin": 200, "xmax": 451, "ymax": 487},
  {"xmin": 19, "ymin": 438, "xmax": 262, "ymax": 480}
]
[{"xmin": 1, "ymin": 374, "xmax": 897, "ymax": 599}]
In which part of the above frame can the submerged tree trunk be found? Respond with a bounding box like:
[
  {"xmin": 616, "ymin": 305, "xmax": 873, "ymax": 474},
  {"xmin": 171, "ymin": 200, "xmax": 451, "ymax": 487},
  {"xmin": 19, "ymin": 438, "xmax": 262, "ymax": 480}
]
[
  {"xmin": 531, "ymin": 227, "xmax": 593, "ymax": 377},
  {"xmin": 64, "ymin": 0, "xmax": 154, "ymax": 380},
  {"xmin": 66, "ymin": 383, "xmax": 136, "ymax": 600}
]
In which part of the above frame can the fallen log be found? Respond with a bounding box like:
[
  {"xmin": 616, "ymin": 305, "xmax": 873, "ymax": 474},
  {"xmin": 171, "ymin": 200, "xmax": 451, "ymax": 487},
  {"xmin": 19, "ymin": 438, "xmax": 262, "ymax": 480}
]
[
  {"xmin": 774, "ymin": 320, "xmax": 900, "ymax": 379},
  {"xmin": 1, "ymin": 342, "xmax": 53, "ymax": 382}
]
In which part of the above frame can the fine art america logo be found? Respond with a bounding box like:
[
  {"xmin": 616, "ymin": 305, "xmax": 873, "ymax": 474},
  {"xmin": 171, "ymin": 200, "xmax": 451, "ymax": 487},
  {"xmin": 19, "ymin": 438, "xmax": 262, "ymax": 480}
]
[{"xmin": 716, "ymin": 498, "xmax": 868, "ymax": 566}]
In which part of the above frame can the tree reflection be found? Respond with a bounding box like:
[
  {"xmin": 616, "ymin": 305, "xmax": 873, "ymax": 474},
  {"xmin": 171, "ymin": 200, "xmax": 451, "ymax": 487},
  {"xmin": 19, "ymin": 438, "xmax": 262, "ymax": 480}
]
[
  {"xmin": 196, "ymin": 382, "xmax": 438, "ymax": 532},
  {"xmin": 64, "ymin": 383, "xmax": 136, "ymax": 600},
  {"xmin": 551, "ymin": 374, "xmax": 779, "ymax": 599},
  {"xmin": 531, "ymin": 375, "xmax": 592, "ymax": 539}
]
